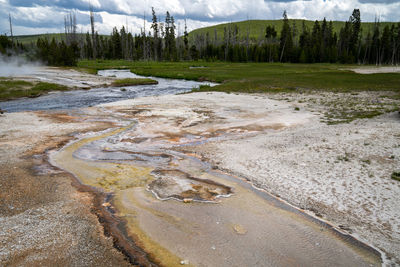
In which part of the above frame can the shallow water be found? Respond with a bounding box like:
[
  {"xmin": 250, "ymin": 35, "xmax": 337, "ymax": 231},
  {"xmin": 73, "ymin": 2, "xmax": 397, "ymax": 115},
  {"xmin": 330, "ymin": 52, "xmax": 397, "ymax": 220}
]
[{"xmin": 0, "ymin": 69, "xmax": 214, "ymax": 113}]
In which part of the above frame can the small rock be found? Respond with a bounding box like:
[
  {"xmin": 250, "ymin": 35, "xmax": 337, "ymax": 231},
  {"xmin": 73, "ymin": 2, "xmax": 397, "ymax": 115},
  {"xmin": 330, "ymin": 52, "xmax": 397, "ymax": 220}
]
[
  {"xmin": 183, "ymin": 198, "xmax": 193, "ymax": 203},
  {"xmin": 233, "ymin": 224, "xmax": 247, "ymax": 235},
  {"xmin": 180, "ymin": 260, "xmax": 189, "ymax": 265}
]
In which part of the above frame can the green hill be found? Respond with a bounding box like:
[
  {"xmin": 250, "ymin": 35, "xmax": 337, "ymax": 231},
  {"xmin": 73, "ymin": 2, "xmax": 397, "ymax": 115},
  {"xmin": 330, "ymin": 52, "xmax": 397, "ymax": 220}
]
[
  {"xmin": 15, "ymin": 33, "xmax": 67, "ymax": 45},
  {"xmin": 14, "ymin": 33, "xmax": 108, "ymax": 45},
  {"xmin": 188, "ymin": 19, "xmax": 398, "ymax": 42}
]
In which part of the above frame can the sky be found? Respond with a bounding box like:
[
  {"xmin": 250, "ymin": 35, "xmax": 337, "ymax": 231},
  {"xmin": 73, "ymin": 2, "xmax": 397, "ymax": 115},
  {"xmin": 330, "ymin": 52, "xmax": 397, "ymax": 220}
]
[{"xmin": 0, "ymin": 0, "xmax": 399, "ymax": 36}]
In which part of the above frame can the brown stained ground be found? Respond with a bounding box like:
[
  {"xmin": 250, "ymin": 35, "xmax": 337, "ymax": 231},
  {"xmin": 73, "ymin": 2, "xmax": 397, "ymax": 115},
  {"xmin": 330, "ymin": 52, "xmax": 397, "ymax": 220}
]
[
  {"xmin": 0, "ymin": 162, "xmax": 131, "ymax": 267},
  {"xmin": 35, "ymin": 111, "xmax": 82, "ymax": 123},
  {"xmin": 0, "ymin": 111, "xmax": 132, "ymax": 267}
]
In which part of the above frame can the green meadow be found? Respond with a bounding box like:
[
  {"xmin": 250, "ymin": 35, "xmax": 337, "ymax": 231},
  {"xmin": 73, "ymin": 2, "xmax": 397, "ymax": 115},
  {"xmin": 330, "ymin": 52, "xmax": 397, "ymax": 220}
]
[{"xmin": 78, "ymin": 60, "xmax": 400, "ymax": 93}]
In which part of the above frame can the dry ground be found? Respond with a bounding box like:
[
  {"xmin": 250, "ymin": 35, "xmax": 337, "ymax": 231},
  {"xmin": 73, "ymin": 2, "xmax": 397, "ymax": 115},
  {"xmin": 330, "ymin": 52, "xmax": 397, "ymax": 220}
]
[
  {"xmin": 188, "ymin": 92, "xmax": 400, "ymax": 264},
  {"xmin": 0, "ymin": 111, "xmax": 131, "ymax": 266}
]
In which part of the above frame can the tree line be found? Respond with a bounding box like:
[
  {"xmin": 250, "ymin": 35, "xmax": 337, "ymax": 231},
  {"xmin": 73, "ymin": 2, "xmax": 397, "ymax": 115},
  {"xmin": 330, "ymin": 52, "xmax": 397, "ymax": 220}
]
[
  {"xmin": 191, "ymin": 9, "xmax": 400, "ymax": 65},
  {"xmin": 3, "ymin": 8, "xmax": 399, "ymax": 65},
  {"xmin": 0, "ymin": 35, "xmax": 24, "ymax": 56}
]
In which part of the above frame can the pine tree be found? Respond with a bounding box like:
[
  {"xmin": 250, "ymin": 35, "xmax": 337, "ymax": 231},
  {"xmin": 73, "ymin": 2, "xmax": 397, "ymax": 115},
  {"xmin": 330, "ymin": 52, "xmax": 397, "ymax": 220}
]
[
  {"xmin": 265, "ymin": 25, "xmax": 278, "ymax": 62},
  {"xmin": 183, "ymin": 19, "xmax": 189, "ymax": 60},
  {"xmin": 311, "ymin": 20, "xmax": 322, "ymax": 62},
  {"xmin": 350, "ymin": 9, "xmax": 361, "ymax": 60},
  {"xmin": 381, "ymin": 25, "xmax": 391, "ymax": 64},
  {"xmin": 164, "ymin": 12, "xmax": 177, "ymax": 60},
  {"xmin": 338, "ymin": 21, "xmax": 353, "ymax": 63},
  {"xmin": 151, "ymin": 7, "xmax": 159, "ymax": 61},
  {"xmin": 111, "ymin": 27, "xmax": 122, "ymax": 59},
  {"xmin": 84, "ymin": 32, "xmax": 93, "ymax": 59}
]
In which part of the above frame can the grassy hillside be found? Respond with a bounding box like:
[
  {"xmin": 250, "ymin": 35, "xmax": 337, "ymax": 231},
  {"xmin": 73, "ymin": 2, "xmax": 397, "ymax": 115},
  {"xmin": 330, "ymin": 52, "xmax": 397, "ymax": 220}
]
[
  {"xmin": 189, "ymin": 19, "xmax": 398, "ymax": 42},
  {"xmin": 15, "ymin": 33, "xmax": 108, "ymax": 45},
  {"xmin": 15, "ymin": 33, "xmax": 66, "ymax": 45}
]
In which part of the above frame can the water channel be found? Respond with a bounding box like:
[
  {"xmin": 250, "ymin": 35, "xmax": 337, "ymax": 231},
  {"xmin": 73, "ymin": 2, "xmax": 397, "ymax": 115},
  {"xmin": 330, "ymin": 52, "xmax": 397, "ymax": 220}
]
[{"xmin": 0, "ymin": 69, "xmax": 213, "ymax": 112}]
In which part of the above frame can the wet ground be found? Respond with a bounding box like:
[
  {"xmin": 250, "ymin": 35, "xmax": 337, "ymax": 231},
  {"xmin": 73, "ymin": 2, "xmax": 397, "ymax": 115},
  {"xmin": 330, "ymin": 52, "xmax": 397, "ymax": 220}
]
[{"xmin": 48, "ymin": 93, "xmax": 382, "ymax": 266}]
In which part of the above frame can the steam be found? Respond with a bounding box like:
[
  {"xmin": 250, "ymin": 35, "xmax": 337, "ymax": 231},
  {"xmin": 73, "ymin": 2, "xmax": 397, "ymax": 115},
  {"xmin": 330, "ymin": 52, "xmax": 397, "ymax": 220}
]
[{"xmin": 0, "ymin": 55, "xmax": 42, "ymax": 77}]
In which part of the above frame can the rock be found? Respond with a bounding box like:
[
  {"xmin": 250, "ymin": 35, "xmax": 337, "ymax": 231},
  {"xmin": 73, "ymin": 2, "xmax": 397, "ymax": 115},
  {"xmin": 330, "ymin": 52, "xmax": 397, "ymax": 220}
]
[
  {"xmin": 180, "ymin": 260, "xmax": 189, "ymax": 265},
  {"xmin": 233, "ymin": 224, "xmax": 247, "ymax": 235},
  {"xmin": 183, "ymin": 198, "xmax": 193, "ymax": 203}
]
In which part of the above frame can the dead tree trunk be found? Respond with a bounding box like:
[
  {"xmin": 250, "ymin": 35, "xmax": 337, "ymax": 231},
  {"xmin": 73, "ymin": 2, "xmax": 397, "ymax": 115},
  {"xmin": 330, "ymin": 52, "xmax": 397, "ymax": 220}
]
[{"xmin": 90, "ymin": 5, "xmax": 97, "ymax": 59}]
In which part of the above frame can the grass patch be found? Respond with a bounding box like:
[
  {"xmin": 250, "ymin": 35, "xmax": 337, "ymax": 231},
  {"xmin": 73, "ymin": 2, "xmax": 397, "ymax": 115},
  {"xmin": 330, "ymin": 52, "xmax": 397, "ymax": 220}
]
[
  {"xmin": 337, "ymin": 154, "xmax": 350, "ymax": 162},
  {"xmin": 0, "ymin": 79, "xmax": 69, "ymax": 101},
  {"xmin": 112, "ymin": 78, "xmax": 158, "ymax": 87},
  {"xmin": 323, "ymin": 109, "xmax": 385, "ymax": 125},
  {"xmin": 392, "ymin": 171, "xmax": 400, "ymax": 181},
  {"xmin": 31, "ymin": 82, "xmax": 69, "ymax": 92}
]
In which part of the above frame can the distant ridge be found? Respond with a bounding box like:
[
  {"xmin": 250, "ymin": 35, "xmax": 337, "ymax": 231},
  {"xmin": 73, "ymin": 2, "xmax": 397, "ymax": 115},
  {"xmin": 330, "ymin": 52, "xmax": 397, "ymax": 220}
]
[{"xmin": 14, "ymin": 33, "xmax": 107, "ymax": 45}]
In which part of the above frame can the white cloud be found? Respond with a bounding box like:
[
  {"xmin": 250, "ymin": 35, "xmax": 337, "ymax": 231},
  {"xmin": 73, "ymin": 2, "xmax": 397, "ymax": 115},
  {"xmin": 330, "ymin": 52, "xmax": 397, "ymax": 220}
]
[
  {"xmin": 1, "ymin": 0, "xmax": 400, "ymax": 36},
  {"xmin": 95, "ymin": 11, "xmax": 145, "ymax": 35},
  {"xmin": 82, "ymin": 0, "xmax": 101, "ymax": 8},
  {"xmin": 175, "ymin": 19, "xmax": 225, "ymax": 35}
]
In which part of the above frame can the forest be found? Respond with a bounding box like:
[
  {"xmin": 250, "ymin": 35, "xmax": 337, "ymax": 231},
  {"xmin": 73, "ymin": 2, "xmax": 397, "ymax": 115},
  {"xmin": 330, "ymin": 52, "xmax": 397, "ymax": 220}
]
[{"xmin": 2, "ymin": 8, "xmax": 400, "ymax": 66}]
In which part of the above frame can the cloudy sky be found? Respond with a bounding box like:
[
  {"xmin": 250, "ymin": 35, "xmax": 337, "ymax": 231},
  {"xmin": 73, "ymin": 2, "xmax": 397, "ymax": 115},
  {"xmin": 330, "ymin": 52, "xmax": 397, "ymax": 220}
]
[{"xmin": 0, "ymin": 0, "xmax": 399, "ymax": 36}]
